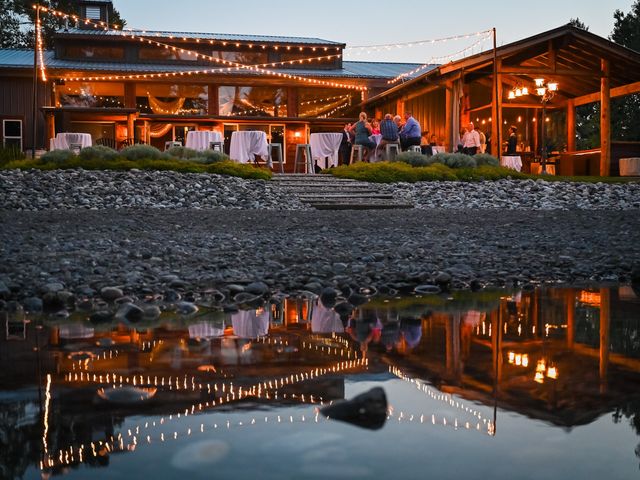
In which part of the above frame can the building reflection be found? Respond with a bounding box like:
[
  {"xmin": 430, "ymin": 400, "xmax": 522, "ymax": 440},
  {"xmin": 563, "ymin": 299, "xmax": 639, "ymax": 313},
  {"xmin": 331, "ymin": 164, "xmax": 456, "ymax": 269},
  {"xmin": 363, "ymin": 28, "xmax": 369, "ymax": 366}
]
[{"xmin": 0, "ymin": 286, "xmax": 639, "ymax": 477}]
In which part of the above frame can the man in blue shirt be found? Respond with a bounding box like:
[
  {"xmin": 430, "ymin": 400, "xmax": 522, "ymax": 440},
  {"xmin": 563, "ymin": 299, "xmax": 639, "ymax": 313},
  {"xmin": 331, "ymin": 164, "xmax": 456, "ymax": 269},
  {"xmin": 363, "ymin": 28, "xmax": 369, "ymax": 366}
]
[
  {"xmin": 377, "ymin": 113, "xmax": 399, "ymax": 159},
  {"xmin": 399, "ymin": 112, "xmax": 422, "ymax": 151}
]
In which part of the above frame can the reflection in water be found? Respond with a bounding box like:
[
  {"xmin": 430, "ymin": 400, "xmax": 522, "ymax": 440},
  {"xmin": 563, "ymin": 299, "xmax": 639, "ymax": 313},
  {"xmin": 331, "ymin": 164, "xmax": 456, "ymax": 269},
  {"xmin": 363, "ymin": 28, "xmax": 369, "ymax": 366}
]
[{"xmin": 0, "ymin": 286, "xmax": 639, "ymax": 479}]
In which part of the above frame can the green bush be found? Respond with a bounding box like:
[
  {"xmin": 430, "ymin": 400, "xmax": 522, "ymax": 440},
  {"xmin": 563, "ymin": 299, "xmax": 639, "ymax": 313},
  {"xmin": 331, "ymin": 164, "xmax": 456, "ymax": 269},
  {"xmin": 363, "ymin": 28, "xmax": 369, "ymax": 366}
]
[
  {"xmin": 40, "ymin": 149, "xmax": 77, "ymax": 164},
  {"xmin": 78, "ymin": 145, "xmax": 120, "ymax": 162},
  {"xmin": 329, "ymin": 161, "xmax": 458, "ymax": 183},
  {"xmin": 120, "ymin": 144, "xmax": 165, "ymax": 161},
  {"xmin": 193, "ymin": 150, "xmax": 230, "ymax": 164},
  {"xmin": 434, "ymin": 152, "xmax": 477, "ymax": 168},
  {"xmin": 205, "ymin": 160, "xmax": 271, "ymax": 180},
  {"xmin": 474, "ymin": 153, "xmax": 500, "ymax": 167},
  {"xmin": 166, "ymin": 146, "xmax": 199, "ymax": 159},
  {"xmin": 393, "ymin": 151, "xmax": 439, "ymax": 167}
]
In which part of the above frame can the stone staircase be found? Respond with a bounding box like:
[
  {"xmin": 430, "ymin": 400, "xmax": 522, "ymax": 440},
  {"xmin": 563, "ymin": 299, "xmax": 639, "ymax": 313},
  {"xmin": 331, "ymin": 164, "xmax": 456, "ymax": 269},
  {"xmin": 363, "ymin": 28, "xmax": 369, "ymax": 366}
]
[{"xmin": 272, "ymin": 174, "xmax": 414, "ymax": 210}]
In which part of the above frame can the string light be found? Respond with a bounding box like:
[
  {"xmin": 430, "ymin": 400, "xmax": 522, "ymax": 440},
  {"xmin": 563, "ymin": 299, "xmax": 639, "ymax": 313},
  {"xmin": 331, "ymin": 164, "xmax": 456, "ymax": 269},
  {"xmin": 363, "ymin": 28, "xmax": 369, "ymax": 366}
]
[
  {"xmin": 346, "ymin": 29, "xmax": 493, "ymax": 54},
  {"xmin": 37, "ymin": 5, "xmax": 364, "ymax": 91},
  {"xmin": 387, "ymin": 32, "xmax": 493, "ymax": 84},
  {"xmin": 34, "ymin": 8, "xmax": 47, "ymax": 81}
]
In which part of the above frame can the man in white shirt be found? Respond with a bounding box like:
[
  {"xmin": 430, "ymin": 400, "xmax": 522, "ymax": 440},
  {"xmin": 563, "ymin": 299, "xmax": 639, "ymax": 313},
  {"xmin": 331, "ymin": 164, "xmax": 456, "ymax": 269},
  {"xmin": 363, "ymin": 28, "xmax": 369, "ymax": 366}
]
[{"xmin": 462, "ymin": 122, "xmax": 481, "ymax": 155}]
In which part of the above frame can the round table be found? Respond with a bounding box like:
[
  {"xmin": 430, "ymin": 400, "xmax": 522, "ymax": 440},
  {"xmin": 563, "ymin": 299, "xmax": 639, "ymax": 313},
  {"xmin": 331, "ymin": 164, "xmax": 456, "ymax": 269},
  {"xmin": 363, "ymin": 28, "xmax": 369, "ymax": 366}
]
[
  {"xmin": 309, "ymin": 132, "xmax": 343, "ymax": 169},
  {"xmin": 51, "ymin": 132, "xmax": 93, "ymax": 151},
  {"xmin": 185, "ymin": 131, "xmax": 223, "ymax": 151},
  {"xmin": 229, "ymin": 131, "xmax": 269, "ymax": 164},
  {"xmin": 501, "ymin": 155, "xmax": 523, "ymax": 172}
]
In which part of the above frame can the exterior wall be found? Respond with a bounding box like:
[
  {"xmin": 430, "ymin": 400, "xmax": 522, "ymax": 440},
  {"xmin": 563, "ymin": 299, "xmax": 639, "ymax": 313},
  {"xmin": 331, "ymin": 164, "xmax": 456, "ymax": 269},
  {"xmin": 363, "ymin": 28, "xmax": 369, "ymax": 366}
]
[
  {"xmin": 405, "ymin": 89, "xmax": 446, "ymax": 142},
  {"xmin": 0, "ymin": 75, "xmax": 51, "ymax": 151}
]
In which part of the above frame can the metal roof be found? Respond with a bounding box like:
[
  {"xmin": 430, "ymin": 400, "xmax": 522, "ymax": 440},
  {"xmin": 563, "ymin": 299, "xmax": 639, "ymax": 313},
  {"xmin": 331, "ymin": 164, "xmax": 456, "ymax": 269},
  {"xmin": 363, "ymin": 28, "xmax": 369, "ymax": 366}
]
[
  {"xmin": 0, "ymin": 50, "xmax": 424, "ymax": 80},
  {"xmin": 55, "ymin": 28, "xmax": 344, "ymax": 46}
]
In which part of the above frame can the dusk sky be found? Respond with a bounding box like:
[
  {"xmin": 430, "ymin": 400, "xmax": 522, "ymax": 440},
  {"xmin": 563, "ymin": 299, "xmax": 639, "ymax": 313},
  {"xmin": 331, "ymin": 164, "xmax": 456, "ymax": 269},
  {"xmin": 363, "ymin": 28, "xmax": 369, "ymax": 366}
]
[{"xmin": 114, "ymin": 0, "xmax": 633, "ymax": 63}]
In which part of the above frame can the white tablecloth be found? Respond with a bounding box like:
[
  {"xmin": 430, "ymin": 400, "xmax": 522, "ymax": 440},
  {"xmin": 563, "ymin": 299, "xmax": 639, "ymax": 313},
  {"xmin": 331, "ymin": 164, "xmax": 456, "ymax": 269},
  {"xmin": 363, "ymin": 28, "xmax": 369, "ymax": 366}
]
[
  {"xmin": 185, "ymin": 131, "xmax": 223, "ymax": 151},
  {"xmin": 369, "ymin": 134, "xmax": 383, "ymax": 162},
  {"xmin": 501, "ymin": 155, "xmax": 523, "ymax": 171},
  {"xmin": 432, "ymin": 146, "xmax": 446, "ymax": 154},
  {"xmin": 229, "ymin": 131, "xmax": 269, "ymax": 164},
  {"xmin": 309, "ymin": 132, "xmax": 342, "ymax": 169},
  {"xmin": 50, "ymin": 133, "xmax": 92, "ymax": 151}
]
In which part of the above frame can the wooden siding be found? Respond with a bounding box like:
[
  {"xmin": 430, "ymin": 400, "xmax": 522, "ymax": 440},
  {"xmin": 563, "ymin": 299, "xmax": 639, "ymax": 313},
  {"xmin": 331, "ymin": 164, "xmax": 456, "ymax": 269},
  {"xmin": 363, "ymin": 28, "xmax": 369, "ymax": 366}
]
[
  {"xmin": 0, "ymin": 77, "xmax": 51, "ymax": 150},
  {"xmin": 405, "ymin": 89, "xmax": 446, "ymax": 141}
]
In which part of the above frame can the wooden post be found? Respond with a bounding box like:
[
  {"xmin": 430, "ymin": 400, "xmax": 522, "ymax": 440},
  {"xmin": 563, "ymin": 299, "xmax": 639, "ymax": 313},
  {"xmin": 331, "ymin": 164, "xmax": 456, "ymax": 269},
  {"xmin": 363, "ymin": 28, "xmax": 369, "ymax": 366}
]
[
  {"xmin": 566, "ymin": 99, "xmax": 576, "ymax": 152},
  {"xmin": 491, "ymin": 57, "xmax": 503, "ymax": 158},
  {"xmin": 208, "ymin": 84, "xmax": 219, "ymax": 116},
  {"xmin": 445, "ymin": 81, "xmax": 452, "ymax": 152},
  {"xmin": 127, "ymin": 113, "xmax": 135, "ymax": 142},
  {"xmin": 599, "ymin": 288, "xmax": 610, "ymax": 389},
  {"xmin": 124, "ymin": 82, "xmax": 136, "ymax": 109},
  {"xmin": 45, "ymin": 112, "xmax": 55, "ymax": 149},
  {"xmin": 287, "ymin": 87, "xmax": 298, "ymax": 117},
  {"xmin": 600, "ymin": 59, "xmax": 611, "ymax": 176},
  {"xmin": 565, "ymin": 289, "xmax": 575, "ymax": 349}
]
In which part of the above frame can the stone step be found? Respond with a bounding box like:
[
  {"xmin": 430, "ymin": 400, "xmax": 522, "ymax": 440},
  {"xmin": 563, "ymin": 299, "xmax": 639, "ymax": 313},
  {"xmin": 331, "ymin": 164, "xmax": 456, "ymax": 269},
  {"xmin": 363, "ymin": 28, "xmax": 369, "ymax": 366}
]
[
  {"xmin": 310, "ymin": 202, "xmax": 415, "ymax": 210},
  {"xmin": 277, "ymin": 183, "xmax": 374, "ymax": 189},
  {"xmin": 298, "ymin": 193, "xmax": 395, "ymax": 200}
]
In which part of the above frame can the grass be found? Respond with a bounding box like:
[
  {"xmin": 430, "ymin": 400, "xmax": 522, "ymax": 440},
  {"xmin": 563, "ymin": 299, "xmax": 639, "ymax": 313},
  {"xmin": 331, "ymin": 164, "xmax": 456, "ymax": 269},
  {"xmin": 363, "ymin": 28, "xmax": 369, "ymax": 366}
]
[
  {"xmin": 325, "ymin": 161, "xmax": 635, "ymax": 183},
  {"xmin": 3, "ymin": 156, "xmax": 272, "ymax": 180}
]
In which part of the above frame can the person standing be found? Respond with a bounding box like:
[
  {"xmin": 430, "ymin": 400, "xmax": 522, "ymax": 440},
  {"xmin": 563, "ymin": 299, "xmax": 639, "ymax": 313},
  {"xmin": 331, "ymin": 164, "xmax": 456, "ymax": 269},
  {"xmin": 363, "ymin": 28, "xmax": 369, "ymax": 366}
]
[
  {"xmin": 506, "ymin": 125, "xmax": 518, "ymax": 155},
  {"xmin": 461, "ymin": 122, "xmax": 481, "ymax": 155},
  {"xmin": 339, "ymin": 122, "xmax": 353, "ymax": 166},
  {"xmin": 399, "ymin": 111, "xmax": 421, "ymax": 151}
]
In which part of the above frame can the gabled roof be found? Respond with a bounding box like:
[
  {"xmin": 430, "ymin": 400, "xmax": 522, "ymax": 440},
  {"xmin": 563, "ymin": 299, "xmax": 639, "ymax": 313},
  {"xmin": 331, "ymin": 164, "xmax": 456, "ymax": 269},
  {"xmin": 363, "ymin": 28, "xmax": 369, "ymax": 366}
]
[
  {"xmin": 55, "ymin": 27, "xmax": 344, "ymax": 47},
  {"xmin": 366, "ymin": 24, "xmax": 640, "ymax": 104},
  {"xmin": 0, "ymin": 49, "xmax": 423, "ymax": 81}
]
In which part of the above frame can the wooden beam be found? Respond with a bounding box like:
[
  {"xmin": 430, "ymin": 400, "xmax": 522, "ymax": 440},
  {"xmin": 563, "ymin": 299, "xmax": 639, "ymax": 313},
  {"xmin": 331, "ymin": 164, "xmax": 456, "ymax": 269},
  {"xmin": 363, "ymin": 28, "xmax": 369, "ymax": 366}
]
[
  {"xmin": 574, "ymin": 81, "xmax": 640, "ymax": 106},
  {"xmin": 498, "ymin": 68, "xmax": 594, "ymax": 76},
  {"xmin": 207, "ymin": 84, "xmax": 219, "ymax": 116},
  {"xmin": 491, "ymin": 58, "xmax": 503, "ymax": 157},
  {"xmin": 401, "ymin": 83, "xmax": 440, "ymax": 102},
  {"xmin": 445, "ymin": 81, "xmax": 453, "ymax": 152},
  {"xmin": 567, "ymin": 98, "xmax": 576, "ymax": 152},
  {"xmin": 600, "ymin": 59, "xmax": 611, "ymax": 177}
]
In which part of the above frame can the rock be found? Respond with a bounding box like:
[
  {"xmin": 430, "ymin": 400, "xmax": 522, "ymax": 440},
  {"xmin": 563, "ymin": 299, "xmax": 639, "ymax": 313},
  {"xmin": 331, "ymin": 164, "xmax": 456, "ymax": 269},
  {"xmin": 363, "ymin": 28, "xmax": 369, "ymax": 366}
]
[
  {"xmin": 23, "ymin": 297, "xmax": 43, "ymax": 312},
  {"xmin": 414, "ymin": 284, "xmax": 441, "ymax": 295},
  {"xmin": 100, "ymin": 286, "xmax": 124, "ymax": 302},
  {"xmin": 90, "ymin": 310, "xmax": 114, "ymax": 324},
  {"xmin": 176, "ymin": 301, "xmax": 198, "ymax": 315},
  {"xmin": 245, "ymin": 281, "xmax": 269, "ymax": 296},
  {"xmin": 334, "ymin": 302, "xmax": 354, "ymax": 317},
  {"xmin": 320, "ymin": 287, "xmax": 339, "ymax": 308},
  {"xmin": 143, "ymin": 305, "xmax": 162, "ymax": 319},
  {"xmin": 347, "ymin": 293, "xmax": 369, "ymax": 307},
  {"xmin": 116, "ymin": 303, "xmax": 144, "ymax": 323},
  {"xmin": 0, "ymin": 281, "xmax": 10, "ymax": 299},
  {"xmin": 320, "ymin": 387, "xmax": 387, "ymax": 430}
]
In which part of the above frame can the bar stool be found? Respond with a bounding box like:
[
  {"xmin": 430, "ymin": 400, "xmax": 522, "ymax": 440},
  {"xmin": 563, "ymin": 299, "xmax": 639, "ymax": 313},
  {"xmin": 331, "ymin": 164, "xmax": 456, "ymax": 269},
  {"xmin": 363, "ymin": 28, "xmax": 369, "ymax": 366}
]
[
  {"xmin": 408, "ymin": 145, "xmax": 422, "ymax": 153},
  {"xmin": 385, "ymin": 143, "xmax": 401, "ymax": 161},
  {"xmin": 268, "ymin": 143, "xmax": 284, "ymax": 173},
  {"xmin": 209, "ymin": 141, "xmax": 223, "ymax": 152},
  {"xmin": 69, "ymin": 143, "xmax": 83, "ymax": 154},
  {"xmin": 350, "ymin": 144, "xmax": 364, "ymax": 164},
  {"xmin": 294, "ymin": 144, "xmax": 313, "ymax": 173},
  {"xmin": 165, "ymin": 141, "xmax": 182, "ymax": 151}
]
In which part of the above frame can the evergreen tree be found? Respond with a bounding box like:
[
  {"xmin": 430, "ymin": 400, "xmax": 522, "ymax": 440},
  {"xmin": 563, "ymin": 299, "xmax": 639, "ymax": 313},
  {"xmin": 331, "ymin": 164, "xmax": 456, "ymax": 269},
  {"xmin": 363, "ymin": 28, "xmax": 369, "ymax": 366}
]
[
  {"xmin": 610, "ymin": 1, "xmax": 640, "ymax": 142},
  {"xmin": 569, "ymin": 18, "xmax": 589, "ymax": 31},
  {"xmin": 1, "ymin": 0, "xmax": 126, "ymax": 49}
]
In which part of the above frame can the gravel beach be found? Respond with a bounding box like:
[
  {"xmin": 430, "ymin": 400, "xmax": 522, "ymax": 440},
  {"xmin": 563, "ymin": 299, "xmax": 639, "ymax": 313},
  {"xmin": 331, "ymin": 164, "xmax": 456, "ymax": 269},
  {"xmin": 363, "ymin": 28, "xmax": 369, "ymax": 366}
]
[{"xmin": 0, "ymin": 169, "xmax": 639, "ymax": 309}]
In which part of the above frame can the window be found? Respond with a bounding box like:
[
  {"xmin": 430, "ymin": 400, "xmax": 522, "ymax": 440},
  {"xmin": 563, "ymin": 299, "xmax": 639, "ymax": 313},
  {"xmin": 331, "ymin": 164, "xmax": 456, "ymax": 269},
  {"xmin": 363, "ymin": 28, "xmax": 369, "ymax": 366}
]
[
  {"xmin": 138, "ymin": 47, "xmax": 197, "ymax": 62},
  {"xmin": 65, "ymin": 46, "xmax": 124, "ymax": 60},
  {"xmin": 86, "ymin": 6, "xmax": 101, "ymax": 20},
  {"xmin": 136, "ymin": 83, "xmax": 208, "ymax": 116},
  {"xmin": 219, "ymin": 86, "xmax": 287, "ymax": 117},
  {"xmin": 57, "ymin": 81, "xmax": 125, "ymax": 108},
  {"xmin": 298, "ymin": 87, "xmax": 355, "ymax": 118},
  {"xmin": 3, "ymin": 120, "xmax": 22, "ymax": 150}
]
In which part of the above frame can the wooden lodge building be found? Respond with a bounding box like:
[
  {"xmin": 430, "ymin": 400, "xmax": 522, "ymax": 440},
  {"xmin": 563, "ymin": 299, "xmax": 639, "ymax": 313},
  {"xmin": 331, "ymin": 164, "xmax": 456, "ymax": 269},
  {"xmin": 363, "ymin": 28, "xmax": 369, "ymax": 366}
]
[{"xmin": 0, "ymin": 0, "xmax": 639, "ymax": 174}]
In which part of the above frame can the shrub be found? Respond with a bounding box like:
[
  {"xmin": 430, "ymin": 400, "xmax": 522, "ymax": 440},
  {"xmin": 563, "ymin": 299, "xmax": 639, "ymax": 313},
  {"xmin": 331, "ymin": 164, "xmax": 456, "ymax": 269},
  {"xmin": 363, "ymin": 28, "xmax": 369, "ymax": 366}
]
[
  {"xmin": 330, "ymin": 161, "xmax": 457, "ymax": 183},
  {"xmin": 40, "ymin": 149, "xmax": 77, "ymax": 164},
  {"xmin": 166, "ymin": 146, "xmax": 199, "ymax": 159},
  {"xmin": 78, "ymin": 145, "xmax": 120, "ymax": 162},
  {"xmin": 193, "ymin": 150, "xmax": 230, "ymax": 164},
  {"xmin": 393, "ymin": 151, "xmax": 439, "ymax": 167},
  {"xmin": 474, "ymin": 153, "xmax": 500, "ymax": 167},
  {"xmin": 0, "ymin": 145, "xmax": 25, "ymax": 166},
  {"xmin": 415, "ymin": 163, "xmax": 458, "ymax": 181},
  {"xmin": 119, "ymin": 144, "xmax": 164, "ymax": 161},
  {"xmin": 206, "ymin": 160, "xmax": 272, "ymax": 180},
  {"xmin": 438, "ymin": 152, "xmax": 477, "ymax": 169}
]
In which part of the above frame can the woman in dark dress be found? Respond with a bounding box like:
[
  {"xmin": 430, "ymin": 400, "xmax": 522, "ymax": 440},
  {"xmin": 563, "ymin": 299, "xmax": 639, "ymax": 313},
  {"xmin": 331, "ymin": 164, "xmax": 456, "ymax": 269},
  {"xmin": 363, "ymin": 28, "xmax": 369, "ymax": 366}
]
[{"xmin": 506, "ymin": 125, "xmax": 518, "ymax": 155}]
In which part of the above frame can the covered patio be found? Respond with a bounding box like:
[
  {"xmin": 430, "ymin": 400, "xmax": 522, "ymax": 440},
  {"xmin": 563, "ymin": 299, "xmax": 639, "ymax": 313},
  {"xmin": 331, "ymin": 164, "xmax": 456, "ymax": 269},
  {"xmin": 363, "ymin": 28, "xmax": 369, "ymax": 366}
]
[{"xmin": 366, "ymin": 25, "xmax": 640, "ymax": 176}]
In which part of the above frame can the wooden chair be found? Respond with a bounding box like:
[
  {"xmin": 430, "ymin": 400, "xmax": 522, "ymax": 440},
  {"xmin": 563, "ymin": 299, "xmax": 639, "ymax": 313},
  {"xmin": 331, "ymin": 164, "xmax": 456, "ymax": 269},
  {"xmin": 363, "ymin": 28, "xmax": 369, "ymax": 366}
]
[{"xmin": 96, "ymin": 137, "xmax": 116, "ymax": 149}]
